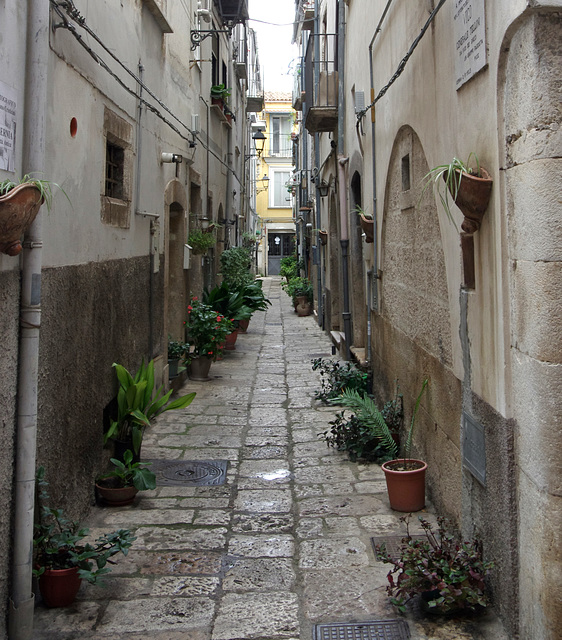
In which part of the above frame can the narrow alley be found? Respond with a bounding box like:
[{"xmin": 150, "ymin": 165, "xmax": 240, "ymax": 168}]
[{"xmin": 32, "ymin": 278, "xmax": 508, "ymax": 640}]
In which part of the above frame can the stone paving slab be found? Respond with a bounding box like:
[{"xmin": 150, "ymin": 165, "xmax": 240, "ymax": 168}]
[{"xmin": 31, "ymin": 278, "xmax": 509, "ymax": 640}]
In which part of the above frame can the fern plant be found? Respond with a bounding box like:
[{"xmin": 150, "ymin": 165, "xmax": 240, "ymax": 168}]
[{"xmin": 335, "ymin": 378, "xmax": 428, "ymax": 461}]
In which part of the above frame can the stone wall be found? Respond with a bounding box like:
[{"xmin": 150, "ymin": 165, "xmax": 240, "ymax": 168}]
[{"xmin": 502, "ymin": 11, "xmax": 562, "ymax": 639}]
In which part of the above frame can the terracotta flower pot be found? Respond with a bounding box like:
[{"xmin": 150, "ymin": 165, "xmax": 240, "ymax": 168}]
[
  {"xmin": 0, "ymin": 183, "xmax": 44, "ymax": 256},
  {"xmin": 296, "ymin": 295, "xmax": 312, "ymax": 317},
  {"xmin": 359, "ymin": 214, "xmax": 374, "ymax": 243},
  {"xmin": 224, "ymin": 329, "xmax": 239, "ymax": 351},
  {"xmin": 447, "ymin": 168, "xmax": 493, "ymax": 233},
  {"xmin": 238, "ymin": 318, "xmax": 250, "ymax": 333},
  {"xmin": 96, "ymin": 480, "xmax": 138, "ymax": 506},
  {"xmin": 188, "ymin": 356, "xmax": 213, "ymax": 381},
  {"xmin": 381, "ymin": 458, "xmax": 427, "ymax": 512},
  {"xmin": 38, "ymin": 567, "xmax": 82, "ymax": 607}
]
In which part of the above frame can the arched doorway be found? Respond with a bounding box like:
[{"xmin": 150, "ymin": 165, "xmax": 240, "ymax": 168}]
[{"xmin": 349, "ymin": 168, "xmax": 366, "ymax": 346}]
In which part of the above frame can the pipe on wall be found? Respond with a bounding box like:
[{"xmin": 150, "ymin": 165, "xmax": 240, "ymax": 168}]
[
  {"xmin": 337, "ymin": 0, "xmax": 351, "ymax": 360},
  {"xmin": 9, "ymin": 1, "xmax": 49, "ymax": 638}
]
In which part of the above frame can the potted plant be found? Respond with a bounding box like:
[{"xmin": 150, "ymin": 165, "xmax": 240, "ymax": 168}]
[
  {"xmin": 318, "ymin": 229, "xmax": 328, "ymax": 245},
  {"xmin": 184, "ymin": 297, "xmax": 233, "ymax": 380},
  {"xmin": 283, "ymin": 276, "xmax": 313, "ymax": 315},
  {"xmin": 376, "ymin": 514, "xmax": 495, "ymax": 615},
  {"xmin": 236, "ymin": 280, "xmax": 271, "ymax": 332},
  {"xmin": 354, "ymin": 206, "xmax": 374, "ymax": 243},
  {"xmin": 421, "ymin": 154, "xmax": 493, "ymax": 232},
  {"xmin": 0, "ymin": 174, "xmax": 68, "ymax": 256},
  {"xmin": 210, "ymin": 84, "xmax": 231, "ymax": 109},
  {"xmin": 336, "ymin": 379, "xmax": 428, "ymax": 511},
  {"xmin": 203, "ymin": 282, "xmax": 253, "ymax": 349},
  {"xmin": 96, "ymin": 449, "xmax": 157, "ymax": 506},
  {"xmin": 188, "ymin": 229, "xmax": 217, "ymax": 254},
  {"xmin": 34, "ymin": 467, "xmax": 135, "ymax": 607},
  {"xmin": 167, "ymin": 337, "xmax": 189, "ymax": 379},
  {"xmin": 104, "ymin": 359, "xmax": 196, "ymax": 459}
]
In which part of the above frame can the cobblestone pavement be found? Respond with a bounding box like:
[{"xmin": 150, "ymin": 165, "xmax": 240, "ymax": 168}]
[{"xmin": 33, "ymin": 278, "xmax": 509, "ymax": 640}]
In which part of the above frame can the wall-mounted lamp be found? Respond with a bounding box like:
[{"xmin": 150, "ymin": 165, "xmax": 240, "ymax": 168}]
[
  {"xmin": 253, "ymin": 130, "xmax": 266, "ymax": 157},
  {"xmin": 200, "ymin": 217, "xmax": 210, "ymax": 230},
  {"xmin": 318, "ymin": 180, "xmax": 330, "ymax": 198},
  {"xmin": 161, "ymin": 153, "xmax": 183, "ymax": 164}
]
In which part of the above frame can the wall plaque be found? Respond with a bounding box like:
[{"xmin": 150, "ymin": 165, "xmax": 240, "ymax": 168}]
[
  {"xmin": 462, "ymin": 411, "xmax": 486, "ymax": 485},
  {"xmin": 0, "ymin": 79, "xmax": 17, "ymax": 172},
  {"xmin": 454, "ymin": 0, "xmax": 487, "ymax": 90}
]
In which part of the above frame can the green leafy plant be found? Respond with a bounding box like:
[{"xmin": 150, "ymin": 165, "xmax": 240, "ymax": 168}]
[
  {"xmin": 220, "ymin": 246, "xmax": 253, "ymax": 288},
  {"xmin": 353, "ymin": 205, "xmax": 372, "ymax": 220},
  {"xmin": 279, "ymin": 253, "xmax": 299, "ymax": 281},
  {"xmin": 420, "ymin": 154, "xmax": 482, "ymax": 227},
  {"xmin": 376, "ymin": 514, "xmax": 495, "ymax": 614},
  {"xmin": 33, "ymin": 467, "xmax": 135, "ymax": 583},
  {"xmin": 168, "ymin": 337, "xmax": 189, "ymax": 360},
  {"xmin": 104, "ymin": 359, "xmax": 196, "ymax": 454},
  {"xmin": 210, "ymin": 83, "xmax": 231, "ymax": 104},
  {"xmin": 0, "ymin": 173, "xmax": 70, "ymax": 211},
  {"xmin": 237, "ymin": 280, "xmax": 271, "ymax": 314},
  {"xmin": 320, "ymin": 410, "xmax": 394, "ymax": 462},
  {"xmin": 97, "ymin": 449, "xmax": 156, "ymax": 491},
  {"xmin": 335, "ymin": 378, "xmax": 428, "ymax": 464},
  {"xmin": 283, "ymin": 276, "xmax": 313, "ymax": 304},
  {"xmin": 203, "ymin": 281, "xmax": 253, "ymax": 326},
  {"xmin": 311, "ymin": 358, "xmax": 368, "ymax": 403},
  {"xmin": 184, "ymin": 297, "xmax": 233, "ymax": 360},
  {"xmin": 381, "ymin": 383, "xmax": 404, "ymax": 443},
  {"xmin": 188, "ymin": 229, "xmax": 217, "ymax": 254}
]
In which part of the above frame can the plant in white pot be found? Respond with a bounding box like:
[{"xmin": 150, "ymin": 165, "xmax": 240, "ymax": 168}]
[{"xmin": 337, "ymin": 379, "xmax": 429, "ymax": 511}]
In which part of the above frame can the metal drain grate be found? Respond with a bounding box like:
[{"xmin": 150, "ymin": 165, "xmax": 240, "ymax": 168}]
[
  {"xmin": 148, "ymin": 460, "xmax": 228, "ymax": 486},
  {"xmin": 313, "ymin": 619, "xmax": 409, "ymax": 640},
  {"xmin": 371, "ymin": 535, "xmax": 425, "ymax": 562}
]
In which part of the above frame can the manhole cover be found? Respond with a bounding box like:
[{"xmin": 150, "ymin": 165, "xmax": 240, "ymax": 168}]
[
  {"xmin": 148, "ymin": 460, "xmax": 228, "ymax": 486},
  {"xmin": 313, "ymin": 619, "xmax": 409, "ymax": 640},
  {"xmin": 371, "ymin": 535, "xmax": 425, "ymax": 562}
]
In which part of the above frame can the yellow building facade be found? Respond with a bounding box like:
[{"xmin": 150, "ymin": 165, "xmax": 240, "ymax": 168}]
[{"xmin": 255, "ymin": 92, "xmax": 296, "ymax": 275}]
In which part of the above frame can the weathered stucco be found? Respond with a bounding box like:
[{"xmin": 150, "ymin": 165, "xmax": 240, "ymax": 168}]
[
  {"xmin": 0, "ymin": 270, "xmax": 19, "ymax": 640},
  {"xmin": 36, "ymin": 256, "xmax": 161, "ymax": 519}
]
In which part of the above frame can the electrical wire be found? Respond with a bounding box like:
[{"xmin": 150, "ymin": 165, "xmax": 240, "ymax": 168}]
[
  {"xmin": 49, "ymin": 0, "xmax": 244, "ymax": 185},
  {"xmin": 356, "ymin": 0, "xmax": 448, "ymax": 120}
]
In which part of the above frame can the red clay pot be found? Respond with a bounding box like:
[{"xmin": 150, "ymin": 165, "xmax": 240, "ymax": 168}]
[
  {"xmin": 95, "ymin": 481, "xmax": 138, "ymax": 506},
  {"xmin": 447, "ymin": 168, "xmax": 493, "ymax": 233},
  {"xmin": 224, "ymin": 329, "xmax": 239, "ymax": 350},
  {"xmin": 0, "ymin": 183, "xmax": 44, "ymax": 256},
  {"xmin": 38, "ymin": 567, "xmax": 81, "ymax": 607},
  {"xmin": 238, "ymin": 318, "xmax": 250, "ymax": 333},
  {"xmin": 381, "ymin": 458, "xmax": 427, "ymax": 512}
]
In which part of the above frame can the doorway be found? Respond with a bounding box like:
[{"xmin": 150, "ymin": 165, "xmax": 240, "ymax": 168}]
[{"xmin": 267, "ymin": 232, "xmax": 294, "ymax": 275}]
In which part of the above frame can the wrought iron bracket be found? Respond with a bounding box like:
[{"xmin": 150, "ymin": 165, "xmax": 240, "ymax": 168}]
[{"xmin": 191, "ymin": 29, "xmax": 231, "ymax": 50}]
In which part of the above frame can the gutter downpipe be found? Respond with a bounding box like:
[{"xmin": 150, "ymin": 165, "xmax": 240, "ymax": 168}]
[
  {"xmin": 337, "ymin": 0, "xmax": 351, "ymax": 361},
  {"xmin": 313, "ymin": 1, "xmax": 323, "ymax": 327},
  {"xmin": 9, "ymin": 1, "xmax": 49, "ymax": 638}
]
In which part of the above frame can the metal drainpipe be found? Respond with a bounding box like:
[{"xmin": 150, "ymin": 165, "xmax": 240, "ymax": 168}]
[
  {"xmin": 313, "ymin": 0, "xmax": 323, "ymax": 326},
  {"xmin": 9, "ymin": 1, "xmax": 49, "ymax": 638},
  {"xmin": 337, "ymin": 0, "xmax": 351, "ymax": 360},
  {"xmin": 368, "ymin": 0, "xmax": 395, "ymax": 313}
]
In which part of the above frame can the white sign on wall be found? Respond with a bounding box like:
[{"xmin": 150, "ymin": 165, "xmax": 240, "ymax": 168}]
[
  {"xmin": 454, "ymin": 0, "xmax": 487, "ymax": 90},
  {"xmin": 0, "ymin": 80, "xmax": 17, "ymax": 172}
]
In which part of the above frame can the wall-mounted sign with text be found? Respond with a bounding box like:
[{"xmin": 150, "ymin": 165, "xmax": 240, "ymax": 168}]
[
  {"xmin": 0, "ymin": 80, "xmax": 17, "ymax": 172},
  {"xmin": 454, "ymin": 0, "xmax": 487, "ymax": 90}
]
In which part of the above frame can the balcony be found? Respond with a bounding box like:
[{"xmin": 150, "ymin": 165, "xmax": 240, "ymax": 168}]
[
  {"xmin": 234, "ymin": 24, "xmax": 247, "ymax": 80},
  {"xmin": 303, "ymin": 34, "xmax": 338, "ymax": 133},
  {"xmin": 214, "ymin": 0, "xmax": 249, "ymax": 26}
]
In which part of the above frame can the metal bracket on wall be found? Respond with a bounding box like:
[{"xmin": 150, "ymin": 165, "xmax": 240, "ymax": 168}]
[{"xmin": 190, "ymin": 29, "xmax": 231, "ymax": 50}]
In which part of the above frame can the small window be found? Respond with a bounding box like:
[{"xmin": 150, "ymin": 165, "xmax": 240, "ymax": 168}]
[
  {"xmin": 401, "ymin": 154, "xmax": 411, "ymax": 191},
  {"xmin": 105, "ymin": 142, "xmax": 124, "ymax": 199}
]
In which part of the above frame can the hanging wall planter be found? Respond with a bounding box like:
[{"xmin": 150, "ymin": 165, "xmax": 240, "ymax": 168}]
[
  {"xmin": 447, "ymin": 167, "xmax": 493, "ymax": 234},
  {"xmin": 359, "ymin": 214, "xmax": 374, "ymax": 243},
  {"xmin": 0, "ymin": 183, "xmax": 43, "ymax": 256}
]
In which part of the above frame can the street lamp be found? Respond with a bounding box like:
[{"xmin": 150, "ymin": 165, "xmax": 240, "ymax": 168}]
[
  {"xmin": 318, "ymin": 179, "xmax": 330, "ymax": 198},
  {"xmin": 253, "ymin": 130, "xmax": 266, "ymax": 157}
]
